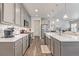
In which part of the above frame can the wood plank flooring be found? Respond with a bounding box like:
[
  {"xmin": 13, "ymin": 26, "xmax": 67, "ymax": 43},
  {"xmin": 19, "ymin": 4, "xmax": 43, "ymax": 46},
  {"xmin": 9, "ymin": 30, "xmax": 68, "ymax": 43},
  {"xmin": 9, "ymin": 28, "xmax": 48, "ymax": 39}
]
[{"xmin": 24, "ymin": 36, "xmax": 52, "ymax": 56}]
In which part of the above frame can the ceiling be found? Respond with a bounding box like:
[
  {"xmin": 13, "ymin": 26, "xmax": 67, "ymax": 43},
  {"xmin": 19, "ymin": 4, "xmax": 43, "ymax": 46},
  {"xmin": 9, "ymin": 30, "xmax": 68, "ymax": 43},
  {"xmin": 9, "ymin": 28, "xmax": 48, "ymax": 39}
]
[
  {"xmin": 23, "ymin": 3, "xmax": 65, "ymax": 18},
  {"xmin": 23, "ymin": 3, "xmax": 79, "ymax": 30},
  {"xmin": 23, "ymin": 3, "xmax": 79, "ymax": 22}
]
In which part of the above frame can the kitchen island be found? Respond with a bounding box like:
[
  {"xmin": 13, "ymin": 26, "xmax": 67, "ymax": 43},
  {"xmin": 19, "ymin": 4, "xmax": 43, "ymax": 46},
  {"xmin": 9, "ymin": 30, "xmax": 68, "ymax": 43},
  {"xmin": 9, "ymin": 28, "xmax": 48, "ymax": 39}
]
[
  {"xmin": 45, "ymin": 32, "xmax": 79, "ymax": 56},
  {"xmin": 0, "ymin": 34, "xmax": 29, "ymax": 56}
]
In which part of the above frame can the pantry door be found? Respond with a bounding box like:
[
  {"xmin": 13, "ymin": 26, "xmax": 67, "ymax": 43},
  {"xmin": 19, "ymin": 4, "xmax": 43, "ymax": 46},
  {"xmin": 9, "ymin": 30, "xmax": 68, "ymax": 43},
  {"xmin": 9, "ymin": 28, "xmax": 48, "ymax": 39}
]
[{"xmin": 33, "ymin": 20, "xmax": 41, "ymax": 37}]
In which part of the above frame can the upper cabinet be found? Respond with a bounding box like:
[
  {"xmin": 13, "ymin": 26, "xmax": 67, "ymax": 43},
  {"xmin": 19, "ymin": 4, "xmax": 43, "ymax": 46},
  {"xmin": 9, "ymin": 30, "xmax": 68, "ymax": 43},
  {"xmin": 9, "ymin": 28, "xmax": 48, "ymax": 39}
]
[
  {"xmin": 0, "ymin": 3, "xmax": 31, "ymax": 27},
  {"xmin": 0, "ymin": 4, "xmax": 1, "ymax": 22},
  {"xmin": 20, "ymin": 6, "xmax": 24, "ymax": 27},
  {"xmin": 15, "ymin": 4, "xmax": 21, "ymax": 26},
  {"xmin": 20, "ymin": 5, "xmax": 31, "ymax": 27},
  {"xmin": 1, "ymin": 3, "xmax": 15, "ymax": 24}
]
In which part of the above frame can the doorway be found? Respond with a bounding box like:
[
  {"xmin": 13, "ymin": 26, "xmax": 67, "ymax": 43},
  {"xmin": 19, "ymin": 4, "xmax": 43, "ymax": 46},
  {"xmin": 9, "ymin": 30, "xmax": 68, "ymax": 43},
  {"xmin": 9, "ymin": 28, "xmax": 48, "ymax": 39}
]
[{"xmin": 32, "ymin": 20, "xmax": 41, "ymax": 39}]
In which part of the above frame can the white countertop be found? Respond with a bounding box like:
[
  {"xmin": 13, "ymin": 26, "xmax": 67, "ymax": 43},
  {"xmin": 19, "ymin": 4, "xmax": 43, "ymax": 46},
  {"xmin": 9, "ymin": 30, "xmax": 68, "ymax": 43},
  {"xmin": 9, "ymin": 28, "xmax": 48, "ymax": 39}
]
[
  {"xmin": 0, "ymin": 34, "xmax": 29, "ymax": 42},
  {"xmin": 45, "ymin": 32, "xmax": 79, "ymax": 42}
]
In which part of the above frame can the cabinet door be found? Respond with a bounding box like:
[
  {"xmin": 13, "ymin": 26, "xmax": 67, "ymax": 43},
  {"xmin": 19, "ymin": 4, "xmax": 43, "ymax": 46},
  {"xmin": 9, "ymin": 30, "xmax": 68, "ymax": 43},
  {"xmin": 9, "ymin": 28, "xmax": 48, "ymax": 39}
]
[
  {"xmin": 23, "ymin": 36, "xmax": 27, "ymax": 54},
  {"xmin": 0, "ymin": 4, "xmax": 2, "ymax": 22},
  {"xmin": 26, "ymin": 35, "xmax": 28, "ymax": 48},
  {"xmin": 15, "ymin": 4, "xmax": 21, "ymax": 26},
  {"xmin": 45, "ymin": 36, "xmax": 48, "ymax": 45},
  {"xmin": 20, "ymin": 7, "xmax": 24, "ymax": 27},
  {"xmin": 50, "ymin": 37, "xmax": 54, "ymax": 54},
  {"xmin": 15, "ymin": 39, "xmax": 22, "ymax": 56},
  {"xmin": 47, "ymin": 37, "xmax": 51, "ymax": 51},
  {"xmin": 2, "ymin": 3, "xmax": 14, "ymax": 24},
  {"xmin": 44, "ymin": 34, "xmax": 46, "ymax": 44},
  {"xmin": 54, "ymin": 39, "xmax": 61, "ymax": 56},
  {"xmin": 0, "ymin": 42, "xmax": 14, "ymax": 56}
]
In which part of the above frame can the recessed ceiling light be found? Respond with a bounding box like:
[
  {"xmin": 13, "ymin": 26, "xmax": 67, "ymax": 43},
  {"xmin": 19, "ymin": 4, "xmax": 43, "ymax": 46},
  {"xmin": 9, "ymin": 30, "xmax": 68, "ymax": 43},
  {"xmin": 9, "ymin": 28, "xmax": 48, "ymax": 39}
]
[
  {"xmin": 56, "ymin": 19, "xmax": 59, "ymax": 22},
  {"xmin": 74, "ymin": 23, "xmax": 77, "ymax": 27},
  {"xmin": 35, "ymin": 9, "xmax": 38, "ymax": 12},
  {"xmin": 47, "ymin": 14, "xmax": 50, "ymax": 17},
  {"xmin": 52, "ymin": 21, "xmax": 55, "ymax": 24}
]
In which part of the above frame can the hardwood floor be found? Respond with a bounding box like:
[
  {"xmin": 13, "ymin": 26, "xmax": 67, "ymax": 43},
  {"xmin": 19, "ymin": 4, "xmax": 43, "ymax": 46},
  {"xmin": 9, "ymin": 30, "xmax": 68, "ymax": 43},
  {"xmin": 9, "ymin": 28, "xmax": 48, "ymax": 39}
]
[{"xmin": 24, "ymin": 36, "xmax": 52, "ymax": 56}]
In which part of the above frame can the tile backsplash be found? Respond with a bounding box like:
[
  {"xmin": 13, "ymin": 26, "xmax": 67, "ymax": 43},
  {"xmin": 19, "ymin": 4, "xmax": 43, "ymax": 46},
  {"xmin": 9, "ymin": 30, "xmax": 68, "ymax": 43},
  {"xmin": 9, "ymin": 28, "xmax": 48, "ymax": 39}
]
[
  {"xmin": 0, "ymin": 24, "xmax": 29, "ymax": 37},
  {"xmin": 0, "ymin": 24, "xmax": 9, "ymax": 37}
]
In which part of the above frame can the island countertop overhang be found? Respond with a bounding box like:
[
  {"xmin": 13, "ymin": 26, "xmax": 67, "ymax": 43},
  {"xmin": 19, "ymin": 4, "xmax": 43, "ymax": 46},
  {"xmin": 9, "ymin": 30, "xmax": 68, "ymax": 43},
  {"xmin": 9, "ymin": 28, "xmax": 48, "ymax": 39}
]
[{"xmin": 45, "ymin": 32, "xmax": 79, "ymax": 42}]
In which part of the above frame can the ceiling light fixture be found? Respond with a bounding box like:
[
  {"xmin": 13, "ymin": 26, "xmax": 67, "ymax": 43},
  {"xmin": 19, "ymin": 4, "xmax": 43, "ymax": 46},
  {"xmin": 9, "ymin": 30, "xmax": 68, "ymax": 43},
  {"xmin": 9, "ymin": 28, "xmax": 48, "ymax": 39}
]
[
  {"xmin": 52, "ymin": 21, "xmax": 55, "ymax": 24},
  {"xmin": 56, "ymin": 19, "xmax": 59, "ymax": 22},
  {"xmin": 63, "ymin": 0, "xmax": 69, "ymax": 19},
  {"xmin": 64, "ymin": 14, "xmax": 68, "ymax": 19},
  {"xmin": 74, "ymin": 23, "xmax": 77, "ymax": 27},
  {"xmin": 47, "ymin": 14, "xmax": 50, "ymax": 17},
  {"xmin": 35, "ymin": 9, "xmax": 38, "ymax": 12}
]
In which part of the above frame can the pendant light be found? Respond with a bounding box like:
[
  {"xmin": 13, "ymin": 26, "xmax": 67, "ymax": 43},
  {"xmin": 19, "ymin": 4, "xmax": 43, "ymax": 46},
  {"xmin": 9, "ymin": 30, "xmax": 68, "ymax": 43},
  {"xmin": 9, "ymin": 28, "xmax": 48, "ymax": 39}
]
[
  {"xmin": 63, "ymin": 0, "xmax": 68, "ymax": 19},
  {"xmin": 64, "ymin": 14, "xmax": 68, "ymax": 19}
]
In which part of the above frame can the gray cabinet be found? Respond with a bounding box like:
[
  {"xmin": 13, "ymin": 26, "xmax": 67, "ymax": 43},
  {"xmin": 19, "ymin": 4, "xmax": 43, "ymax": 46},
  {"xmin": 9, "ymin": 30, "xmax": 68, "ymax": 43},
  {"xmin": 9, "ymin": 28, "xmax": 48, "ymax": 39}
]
[
  {"xmin": 0, "ymin": 42, "xmax": 14, "ymax": 56},
  {"xmin": 61, "ymin": 42, "xmax": 79, "ymax": 56},
  {"xmin": 15, "ymin": 4, "xmax": 21, "ymax": 26},
  {"xmin": 0, "ymin": 4, "xmax": 1, "ymax": 22},
  {"xmin": 45, "ymin": 34, "xmax": 52, "ymax": 53},
  {"xmin": 0, "ymin": 35, "xmax": 29, "ymax": 56},
  {"xmin": 15, "ymin": 39, "xmax": 22, "ymax": 56},
  {"xmin": 23, "ymin": 36, "xmax": 27, "ymax": 54},
  {"xmin": 20, "ymin": 6, "xmax": 24, "ymax": 27},
  {"xmin": 45, "ymin": 34, "xmax": 61, "ymax": 56},
  {"xmin": 46, "ymin": 37, "xmax": 51, "ymax": 51},
  {"xmin": 0, "ymin": 3, "xmax": 31, "ymax": 27},
  {"xmin": 22, "ymin": 36, "xmax": 28, "ymax": 55},
  {"xmin": 0, "ymin": 38, "xmax": 23, "ymax": 56},
  {"xmin": 45, "ymin": 33, "xmax": 79, "ymax": 56},
  {"xmin": 54, "ymin": 39, "xmax": 61, "ymax": 56},
  {"xmin": 50, "ymin": 37, "xmax": 79, "ymax": 56},
  {"xmin": 2, "ymin": 3, "xmax": 15, "ymax": 24},
  {"xmin": 50, "ymin": 37, "xmax": 54, "ymax": 55}
]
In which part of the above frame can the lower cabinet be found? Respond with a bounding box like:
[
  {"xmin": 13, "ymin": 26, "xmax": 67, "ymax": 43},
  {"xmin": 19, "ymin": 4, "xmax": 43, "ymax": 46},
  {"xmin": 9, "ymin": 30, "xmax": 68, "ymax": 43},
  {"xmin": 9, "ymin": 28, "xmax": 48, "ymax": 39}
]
[
  {"xmin": 45, "ymin": 35, "xmax": 61, "ymax": 56},
  {"xmin": 45, "ymin": 36, "xmax": 51, "ymax": 54},
  {"xmin": 15, "ymin": 39, "xmax": 23, "ymax": 56},
  {"xmin": 0, "ymin": 42, "xmax": 15, "ymax": 56},
  {"xmin": 44, "ymin": 33, "xmax": 46, "ymax": 44},
  {"xmin": 47, "ymin": 37, "xmax": 51, "ymax": 51},
  {"xmin": 45, "ymin": 34, "xmax": 79, "ymax": 56},
  {"xmin": 50, "ymin": 37, "xmax": 54, "ymax": 55},
  {"xmin": 53, "ymin": 39, "xmax": 60, "ymax": 56},
  {"xmin": 0, "ymin": 35, "xmax": 29, "ymax": 56},
  {"xmin": 0, "ymin": 38, "xmax": 23, "ymax": 56},
  {"xmin": 22, "ymin": 36, "xmax": 28, "ymax": 55}
]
